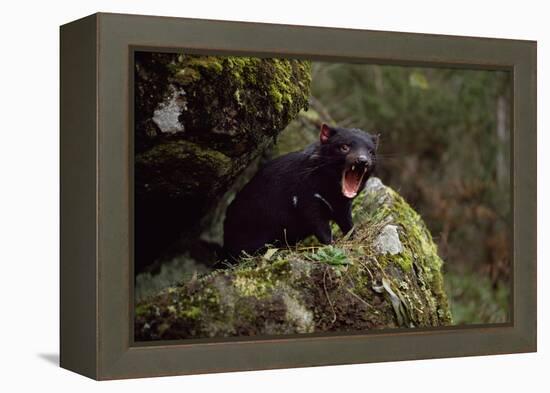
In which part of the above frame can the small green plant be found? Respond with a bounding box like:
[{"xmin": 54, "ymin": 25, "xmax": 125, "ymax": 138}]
[{"xmin": 310, "ymin": 245, "xmax": 350, "ymax": 266}]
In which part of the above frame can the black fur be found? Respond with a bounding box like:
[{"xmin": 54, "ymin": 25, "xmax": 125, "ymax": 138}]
[{"xmin": 223, "ymin": 124, "xmax": 378, "ymax": 259}]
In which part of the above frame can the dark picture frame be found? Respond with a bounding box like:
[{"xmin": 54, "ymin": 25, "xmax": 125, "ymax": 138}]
[{"xmin": 60, "ymin": 12, "xmax": 536, "ymax": 380}]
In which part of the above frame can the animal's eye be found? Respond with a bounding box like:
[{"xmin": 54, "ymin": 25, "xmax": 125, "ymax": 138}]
[{"xmin": 340, "ymin": 144, "xmax": 350, "ymax": 153}]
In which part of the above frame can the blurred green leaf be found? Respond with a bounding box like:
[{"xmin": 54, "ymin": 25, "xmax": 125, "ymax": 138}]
[
  {"xmin": 409, "ymin": 71, "xmax": 429, "ymax": 89},
  {"xmin": 311, "ymin": 245, "xmax": 350, "ymax": 266}
]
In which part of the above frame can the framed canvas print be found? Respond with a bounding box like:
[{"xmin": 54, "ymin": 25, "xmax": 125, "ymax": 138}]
[{"xmin": 60, "ymin": 12, "xmax": 537, "ymax": 380}]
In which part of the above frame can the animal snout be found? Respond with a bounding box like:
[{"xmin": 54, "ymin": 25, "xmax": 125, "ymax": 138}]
[{"xmin": 355, "ymin": 154, "xmax": 371, "ymax": 166}]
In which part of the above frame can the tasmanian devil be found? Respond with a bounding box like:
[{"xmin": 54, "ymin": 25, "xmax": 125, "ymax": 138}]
[{"xmin": 223, "ymin": 123, "xmax": 378, "ymax": 259}]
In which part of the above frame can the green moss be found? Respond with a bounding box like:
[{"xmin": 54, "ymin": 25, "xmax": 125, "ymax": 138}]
[
  {"xmin": 232, "ymin": 259, "xmax": 291, "ymax": 297},
  {"xmin": 170, "ymin": 55, "xmax": 310, "ymax": 123},
  {"xmin": 135, "ymin": 139, "xmax": 234, "ymax": 199},
  {"xmin": 135, "ymin": 303, "xmax": 149, "ymax": 317},
  {"xmin": 361, "ymin": 187, "xmax": 444, "ymax": 274},
  {"xmin": 269, "ymin": 86, "xmax": 285, "ymax": 112},
  {"xmin": 233, "ymin": 275, "xmax": 272, "ymax": 297},
  {"xmin": 135, "ymin": 179, "xmax": 452, "ymax": 340},
  {"xmin": 180, "ymin": 306, "xmax": 201, "ymax": 319},
  {"xmin": 345, "ymin": 183, "xmax": 452, "ymax": 326},
  {"xmin": 266, "ymin": 59, "xmax": 311, "ymax": 115},
  {"xmin": 172, "ymin": 67, "xmax": 201, "ymax": 84},
  {"xmin": 137, "ymin": 140, "xmax": 231, "ymax": 171},
  {"xmin": 170, "ymin": 55, "xmax": 224, "ymax": 84},
  {"xmin": 136, "ymin": 53, "xmax": 312, "ymax": 192},
  {"xmin": 224, "ymin": 56, "xmax": 261, "ymax": 84}
]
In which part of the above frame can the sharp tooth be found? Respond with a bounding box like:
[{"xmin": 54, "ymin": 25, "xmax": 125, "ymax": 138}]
[{"xmin": 352, "ymin": 165, "xmax": 355, "ymax": 171}]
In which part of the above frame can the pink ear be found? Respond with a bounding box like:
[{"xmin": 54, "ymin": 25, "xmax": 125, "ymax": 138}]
[{"xmin": 320, "ymin": 123, "xmax": 332, "ymax": 144}]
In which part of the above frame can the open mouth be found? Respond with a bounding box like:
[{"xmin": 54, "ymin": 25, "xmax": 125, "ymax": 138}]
[{"xmin": 342, "ymin": 164, "xmax": 368, "ymax": 198}]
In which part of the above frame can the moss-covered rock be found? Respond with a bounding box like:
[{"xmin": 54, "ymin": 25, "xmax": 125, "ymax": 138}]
[
  {"xmin": 134, "ymin": 52, "xmax": 312, "ymax": 270},
  {"xmin": 135, "ymin": 178, "xmax": 452, "ymax": 340}
]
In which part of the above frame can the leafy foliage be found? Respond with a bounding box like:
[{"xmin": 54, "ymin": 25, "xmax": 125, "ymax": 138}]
[{"xmin": 310, "ymin": 245, "xmax": 350, "ymax": 266}]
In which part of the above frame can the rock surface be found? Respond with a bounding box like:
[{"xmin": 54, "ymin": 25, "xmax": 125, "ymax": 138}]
[
  {"xmin": 135, "ymin": 178, "xmax": 452, "ymax": 340},
  {"xmin": 375, "ymin": 225, "xmax": 404, "ymax": 255},
  {"xmin": 134, "ymin": 52, "xmax": 312, "ymax": 270}
]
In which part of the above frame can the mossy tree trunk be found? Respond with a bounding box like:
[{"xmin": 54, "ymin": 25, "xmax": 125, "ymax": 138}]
[{"xmin": 135, "ymin": 178, "xmax": 452, "ymax": 341}]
